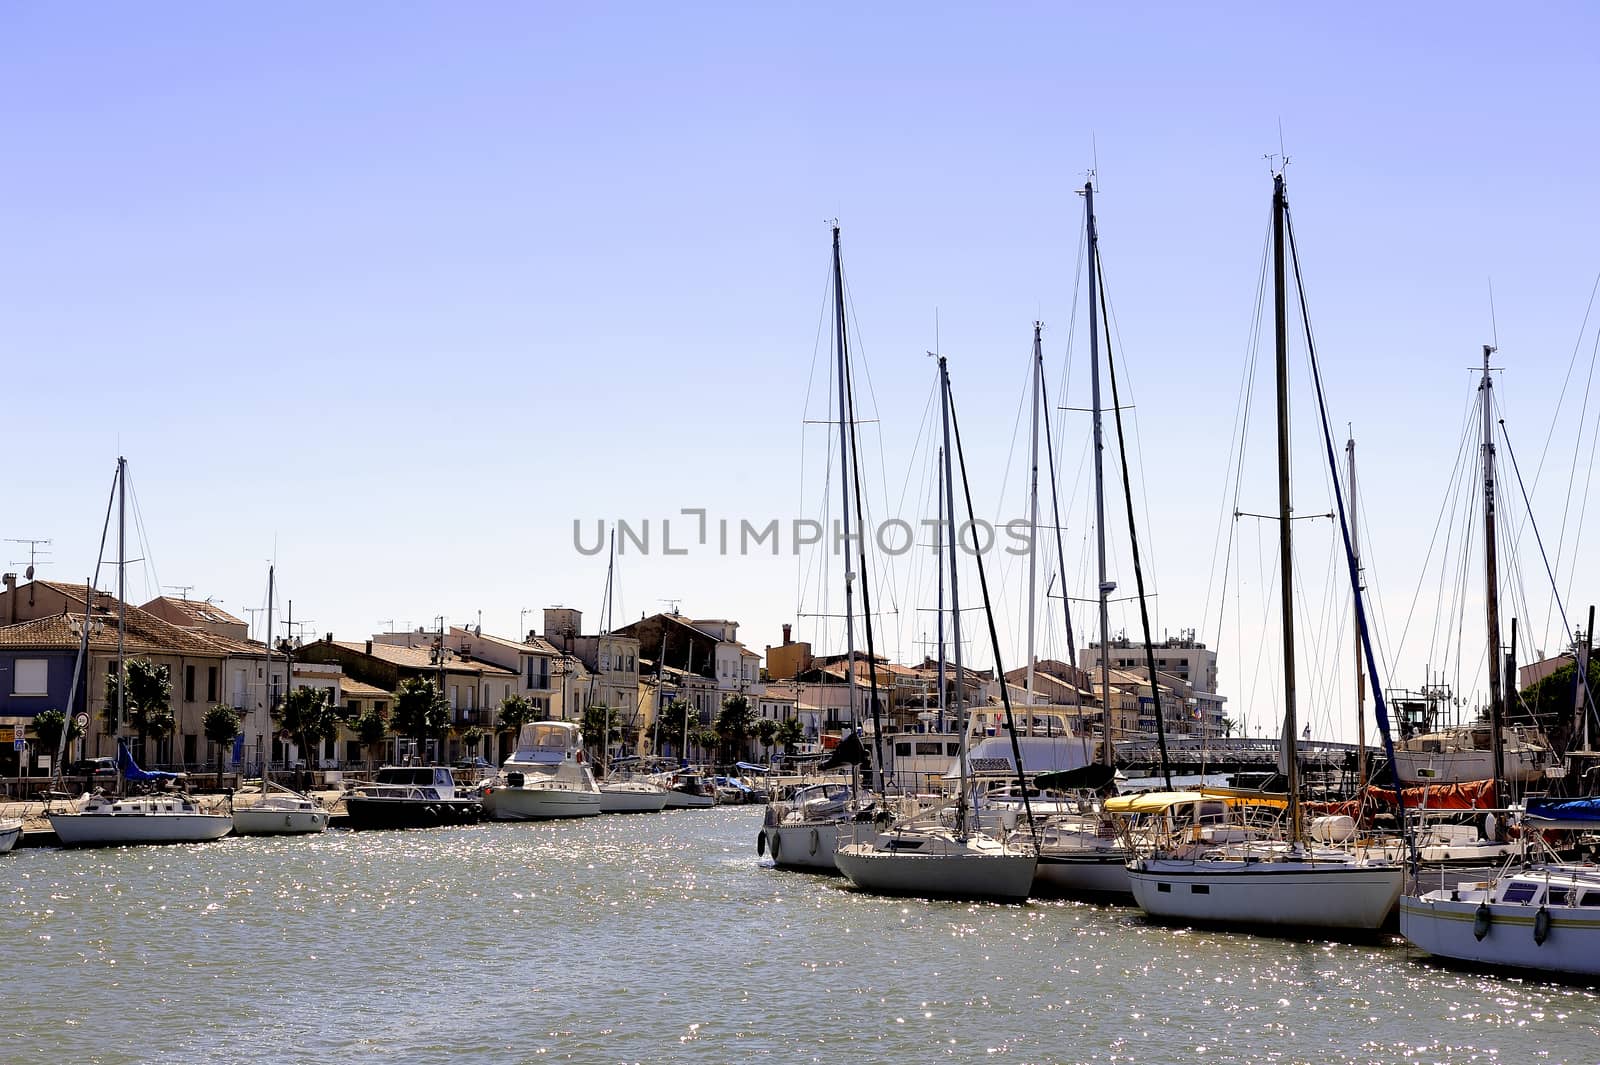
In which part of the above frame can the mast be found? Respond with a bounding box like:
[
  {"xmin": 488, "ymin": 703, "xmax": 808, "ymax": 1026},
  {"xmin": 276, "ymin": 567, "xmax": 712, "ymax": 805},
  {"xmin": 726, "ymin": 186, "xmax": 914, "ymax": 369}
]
[
  {"xmin": 938, "ymin": 357, "xmax": 970, "ymax": 834},
  {"xmin": 1348, "ymin": 434, "xmax": 1366, "ymax": 791},
  {"xmin": 116, "ymin": 456, "xmax": 127, "ymax": 750},
  {"xmin": 936, "ymin": 446, "xmax": 947, "ymax": 733},
  {"xmin": 1480, "ymin": 344, "xmax": 1506, "ymax": 809},
  {"xmin": 599, "ymin": 529, "xmax": 615, "ymax": 775},
  {"xmin": 1085, "ymin": 183, "xmax": 1114, "ymax": 769},
  {"xmin": 829, "ymin": 226, "xmax": 863, "ymax": 766},
  {"xmin": 1025, "ymin": 323, "xmax": 1042, "ymax": 722},
  {"xmin": 264, "ymin": 566, "xmax": 274, "ymax": 790},
  {"xmin": 1272, "ymin": 173, "xmax": 1303, "ymax": 845}
]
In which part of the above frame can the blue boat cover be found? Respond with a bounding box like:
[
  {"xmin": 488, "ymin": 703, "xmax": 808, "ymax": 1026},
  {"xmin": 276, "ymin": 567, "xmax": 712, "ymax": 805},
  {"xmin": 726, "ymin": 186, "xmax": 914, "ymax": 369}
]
[
  {"xmin": 1525, "ymin": 797, "xmax": 1600, "ymax": 823},
  {"xmin": 117, "ymin": 740, "xmax": 181, "ymax": 782}
]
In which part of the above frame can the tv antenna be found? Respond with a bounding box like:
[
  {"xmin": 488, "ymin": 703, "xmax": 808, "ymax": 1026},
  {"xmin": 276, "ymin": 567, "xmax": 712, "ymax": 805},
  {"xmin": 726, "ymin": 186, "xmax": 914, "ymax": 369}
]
[
  {"xmin": 659, "ymin": 598, "xmax": 682, "ymax": 615},
  {"xmin": 6, "ymin": 538, "xmax": 52, "ymax": 579},
  {"xmin": 164, "ymin": 584, "xmax": 196, "ymax": 600}
]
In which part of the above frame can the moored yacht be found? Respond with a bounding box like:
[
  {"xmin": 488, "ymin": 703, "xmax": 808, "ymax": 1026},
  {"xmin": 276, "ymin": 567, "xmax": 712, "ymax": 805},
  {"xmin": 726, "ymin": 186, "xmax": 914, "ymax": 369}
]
[
  {"xmin": 344, "ymin": 765, "xmax": 483, "ymax": 829},
  {"xmin": 0, "ymin": 818, "xmax": 19, "ymax": 854},
  {"xmin": 49, "ymin": 792, "xmax": 233, "ymax": 847},
  {"xmin": 598, "ymin": 777, "xmax": 669, "ymax": 814},
  {"xmin": 232, "ymin": 782, "xmax": 331, "ymax": 836},
  {"xmin": 481, "ymin": 721, "xmax": 601, "ymax": 820}
]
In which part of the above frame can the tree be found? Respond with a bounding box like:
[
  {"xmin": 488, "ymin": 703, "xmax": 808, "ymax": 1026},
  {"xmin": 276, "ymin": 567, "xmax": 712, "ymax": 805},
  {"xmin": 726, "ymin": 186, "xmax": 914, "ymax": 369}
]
[
  {"xmin": 392, "ymin": 676, "xmax": 450, "ymax": 755},
  {"xmin": 581, "ymin": 703, "xmax": 619, "ymax": 766},
  {"xmin": 691, "ymin": 725, "xmax": 720, "ymax": 764},
  {"xmin": 107, "ymin": 658, "xmax": 174, "ymax": 762},
  {"xmin": 755, "ymin": 718, "xmax": 779, "ymax": 763},
  {"xmin": 1220, "ymin": 716, "xmax": 1238, "ymax": 738},
  {"xmin": 716, "ymin": 693, "xmax": 755, "ymax": 768},
  {"xmin": 656, "ymin": 699, "xmax": 692, "ymax": 758},
  {"xmin": 499, "ymin": 694, "xmax": 537, "ymax": 742},
  {"xmin": 355, "ymin": 707, "xmax": 389, "ymax": 767},
  {"xmin": 31, "ymin": 709, "xmax": 82, "ymax": 768},
  {"xmin": 274, "ymin": 686, "xmax": 340, "ymax": 779},
  {"xmin": 1520, "ymin": 657, "xmax": 1600, "ymax": 754},
  {"xmin": 776, "ymin": 717, "xmax": 805, "ymax": 756},
  {"xmin": 202, "ymin": 705, "xmax": 241, "ymax": 787}
]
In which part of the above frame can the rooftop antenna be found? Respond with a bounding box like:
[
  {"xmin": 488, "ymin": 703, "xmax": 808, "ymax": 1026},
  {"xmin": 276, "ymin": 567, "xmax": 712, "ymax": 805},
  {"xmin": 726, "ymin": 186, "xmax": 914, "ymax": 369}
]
[
  {"xmin": 6, "ymin": 538, "xmax": 52, "ymax": 577},
  {"xmin": 520, "ymin": 607, "xmax": 535, "ymax": 638},
  {"xmin": 243, "ymin": 606, "xmax": 266, "ymax": 641},
  {"xmin": 658, "ymin": 598, "xmax": 682, "ymax": 615},
  {"xmin": 164, "ymin": 584, "xmax": 195, "ymax": 600}
]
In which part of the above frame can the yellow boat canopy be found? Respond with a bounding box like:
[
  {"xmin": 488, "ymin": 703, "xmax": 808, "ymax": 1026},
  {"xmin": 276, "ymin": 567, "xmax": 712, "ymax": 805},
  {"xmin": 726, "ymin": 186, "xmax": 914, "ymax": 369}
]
[{"xmin": 1103, "ymin": 789, "xmax": 1288, "ymax": 815}]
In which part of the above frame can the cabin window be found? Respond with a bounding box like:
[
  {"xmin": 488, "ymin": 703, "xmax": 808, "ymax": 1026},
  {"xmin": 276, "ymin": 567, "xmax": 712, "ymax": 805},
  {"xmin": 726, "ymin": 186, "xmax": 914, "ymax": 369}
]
[
  {"xmin": 1580, "ymin": 891, "xmax": 1600, "ymax": 907},
  {"xmin": 13, "ymin": 658, "xmax": 48, "ymax": 696},
  {"xmin": 1191, "ymin": 884, "xmax": 1210, "ymax": 894},
  {"xmin": 1502, "ymin": 882, "xmax": 1540, "ymax": 904},
  {"xmin": 1157, "ymin": 883, "xmax": 1171, "ymax": 893},
  {"xmin": 895, "ymin": 743, "xmax": 911, "ymax": 757},
  {"xmin": 1547, "ymin": 887, "xmax": 1572, "ymax": 907},
  {"xmin": 947, "ymin": 743, "xmax": 961, "ymax": 756},
  {"xmin": 915, "ymin": 741, "xmax": 943, "ymax": 755}
]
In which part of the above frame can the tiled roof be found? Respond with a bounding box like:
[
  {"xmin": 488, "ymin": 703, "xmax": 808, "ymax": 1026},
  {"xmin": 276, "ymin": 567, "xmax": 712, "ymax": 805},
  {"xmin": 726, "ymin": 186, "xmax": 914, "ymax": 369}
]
[
  {"xmin": 0, "ymin": 608, "xmax": 235, "ymax": 657},
  {"xmin": 453, "ymin": 628, "xmax": 560, "ymax": 657},
  {"xmin": 340, "ymin": 678, "xmax": 392, "ymax": 698},
  {"xmin": 330, "ymin": 640, "xmax": 516, "ymax": 676},
  {"xmin": 141, "ymin": 596, "xmax": 246, "ymax": 628}
]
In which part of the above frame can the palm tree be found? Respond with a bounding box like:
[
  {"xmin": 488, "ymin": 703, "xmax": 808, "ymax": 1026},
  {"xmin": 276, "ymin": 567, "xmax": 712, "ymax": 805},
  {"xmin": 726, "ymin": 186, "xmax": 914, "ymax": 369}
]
[
  {"xmin": 355, "ymin": 707, "xmax": 389, "ymax": 769},
  {"xmin": 107, "ymin": 658, "xmax": 174, "ymax": 763},
  {"xmin": 716, "ymin": 694, "xmax": 755, "ymax": 769},
  {"xmin": 1220, "ymin": 716, "xmax": 1238, "ymax": 738},
  {"xmin": 776, "ymin": 717, "xmax": 805, "ymax": 756},
  {"xmin": 274, "ymin": 686, "xmax": 340, "ymax": 788},
  {"xmin": 31, "ymin": 709, "xmax": 81, "ymax": 770},
  {"xmin": 755, "ymin": 718, "xmax": 779, "ymax": 765},
  {"xmin": 393, "ymin": 677, "xmax": 450, "ymax": 759},
  {"xmin": 202, "ymin": 705, "xmax": 241, "ymax": 788}
]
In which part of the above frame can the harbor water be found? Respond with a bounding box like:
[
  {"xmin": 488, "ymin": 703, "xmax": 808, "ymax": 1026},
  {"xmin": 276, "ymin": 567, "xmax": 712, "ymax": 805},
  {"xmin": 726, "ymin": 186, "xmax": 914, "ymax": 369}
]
[{"xmin": 4, "ymin": 808, "xmax": 1599, "ymax": 1064}]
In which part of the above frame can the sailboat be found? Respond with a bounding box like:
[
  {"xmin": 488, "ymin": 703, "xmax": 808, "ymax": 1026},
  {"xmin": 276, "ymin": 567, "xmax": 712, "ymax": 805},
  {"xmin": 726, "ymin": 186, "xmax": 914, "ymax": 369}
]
[
  {"xmin": 591, "ymin": 533, "xmax": 668, "ymax": 814},
  {"xmin": 1126, "ymin": 175, "xmax": 1403, "ymax": 931},
  {"xmin": 232, "ymin": 565, "xmax": 330, "ymax": 836},
  {"xmin": 832, "ymin": 355, "xmax": 1038, "ymax": 902},
  {"xmin": 760, "ymin": 223, "xmax": 884, "ymax": 872},
  {"xmin": 48, "ymin": 458, "xmax": 234, "ymax": 847}
]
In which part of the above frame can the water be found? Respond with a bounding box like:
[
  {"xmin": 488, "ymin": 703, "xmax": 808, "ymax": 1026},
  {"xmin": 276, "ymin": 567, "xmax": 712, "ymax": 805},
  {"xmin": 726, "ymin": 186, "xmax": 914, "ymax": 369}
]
[{"xmin": 4, "ymin": 808, "xmax": 1598, "ymax": 1064}]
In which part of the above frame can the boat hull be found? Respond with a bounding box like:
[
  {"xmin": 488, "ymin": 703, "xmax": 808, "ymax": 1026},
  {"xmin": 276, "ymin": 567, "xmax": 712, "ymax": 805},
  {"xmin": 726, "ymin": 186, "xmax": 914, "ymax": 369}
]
[
  {"xmin": 762, "ymin": 820, "xmax": 843, "ymax": 872},
  {"xmin": 1035, "ymin": 850, "xmax": 1132, "ymax": 896},
  {"xmin": 1128, "ymin": 859, "xmax": 1403, "ymax": 930},
  {"xmin": 1394, "ymin": 747, "xmax": 1552, "ymax": 785},
  {"xmin": 598, "ymin": 786, "xmax": 668, "ymax": 814},
  {"xmin": 232, "ymin": 804, "xmax": 330, "ymax": 836},
  {"xmin": 0, "ymin": 819, "xmax": 21, "ymax": 854},
  {"xmin": 834, "ymin": 844, "xmax": 1037, "ymax": 901},
  {"xmin": 344, "ymin": 797, "xmax": 482, "ymax": 830},
  {"xmin": 1399, "ymin": 894, "xmax": 1600, "ymax": 976},
  {"xmin": 48, "ymin": 812, "xmax": 233, "ymax": 847},
  {"xmin": 483, "ymin": 787, "xmax": 601, "ymax": 821},
  {"xmin": 662, "ymin": 790, "xmax": 716, "ymax": 809}
]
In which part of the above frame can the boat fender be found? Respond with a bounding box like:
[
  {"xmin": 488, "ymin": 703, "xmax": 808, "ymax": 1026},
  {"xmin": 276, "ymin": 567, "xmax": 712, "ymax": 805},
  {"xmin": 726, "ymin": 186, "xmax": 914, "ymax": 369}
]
[
  {"xmin": 756, "ymin": 832, "xmax": 767, "ymax": 857},
  {"xmin": 1474, "ymin": 902, "xmax": 1492, "ymax": 941},
  {"xmin": 808, "ymin": 828, "xmax": 819, "ymax": 857},
  {"xmin": 1534, "ymin": 906, "xmax": 1551, "ymax": 946},
  {"xmin": 424, "ymin": 805, "xmax": 440, "ymax": 822},
  {"xmin": 284, "ymin": 814, "xmax": 293, "ymax": 829},
  {"xmin": 771, "ymin": 832, "xmax": 782, "ymax": 860}
]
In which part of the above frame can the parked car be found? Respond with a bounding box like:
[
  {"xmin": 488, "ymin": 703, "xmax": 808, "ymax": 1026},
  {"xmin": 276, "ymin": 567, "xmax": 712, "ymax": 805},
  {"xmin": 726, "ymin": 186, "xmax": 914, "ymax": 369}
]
[{"xmin": 69, "ymin": 757, "xmax": 118, "ymax": 780}]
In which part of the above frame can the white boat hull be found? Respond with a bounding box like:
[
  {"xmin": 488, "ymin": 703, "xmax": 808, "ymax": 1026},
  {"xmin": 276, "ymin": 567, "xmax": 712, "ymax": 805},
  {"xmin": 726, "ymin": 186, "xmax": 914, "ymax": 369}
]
[
  {"xmin": 1400, "ymin": 884, "xmax": 1600, "ymax": 977},
  {"xmin": 232, "ymin": 804, "xmax": 330, "ymax": 836},
  {"xmin": 483, "ymin": 786, "xmax": 601, "ymax": 820},
  {"xmin": 0, "ymin": 818, "xmax": 21, "ymax": 854},
  {"xmin": 662, "ymin": 790, "xmax": 716, "ymax": 809},
  {"xmin": 1129, "ymin": 858, "xmax": 1403, "ymax": 930},
  {"xmin": 1393, "ymin": 746, "xmax": 1553, "ymax": 785},
  {"xmin": 599, "ymin": 784, "xmax": 668, "ymax": 814},
  {"xmin": 763, "ymin": 820, "xmax": 843, "ymax": 871},
  {"xmin": 49, "ymin": 812, "xmax": 233, "ymax": 847},
  {"xmin": 835, "ymin": 840, "xmax": 1037, "ymax": 901}
]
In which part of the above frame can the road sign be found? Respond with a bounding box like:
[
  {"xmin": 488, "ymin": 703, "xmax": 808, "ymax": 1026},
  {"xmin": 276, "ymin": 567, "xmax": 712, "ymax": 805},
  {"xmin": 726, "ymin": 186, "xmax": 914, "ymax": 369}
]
[
  {"xmin": 74, "ymin": 713, "xmax": 90, "ymax": 729},
  {"xmin": 11, "ymin": 724, "xmax": 23, "ymax": 750}
]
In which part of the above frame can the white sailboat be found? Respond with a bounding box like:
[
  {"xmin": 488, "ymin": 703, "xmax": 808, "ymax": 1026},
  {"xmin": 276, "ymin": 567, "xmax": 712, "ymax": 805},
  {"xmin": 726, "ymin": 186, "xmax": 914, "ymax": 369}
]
[
  {"xmin": 589, "ymin": 531, "xmax": 669, "ymax": 815},
  {"xmin": 47, "ymin": 458, "xmax": 234, "ymax": 848},
  {"xmin": 0, "ymin": 818, "xmax": 23, "ymax": 854},
  {"xmin": 1127, "ymin": 175, "xmax": 1402, "ymax": 931},
  {"xmin": 231, "ymin": 565, "xmax": 329, "ymax": 836},
  {"xmin": 481, "ymin": 720, "xmax": 602, "ymax": 820},
  {"xmin": 834, "ymin": 355, "xmax": 1037, "ymax": 902}
]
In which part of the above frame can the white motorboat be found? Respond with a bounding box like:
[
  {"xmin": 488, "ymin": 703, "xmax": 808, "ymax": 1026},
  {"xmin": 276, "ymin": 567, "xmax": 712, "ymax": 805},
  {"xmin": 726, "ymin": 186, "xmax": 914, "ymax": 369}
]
[
  {"xmin": 0, "ymin": 818, "xmax": 21, "ymax": 854},
  {"xmin": 835, "ymin": 822, "xmax": 1038, "ymax": 902},
  {"xmin": 1401, "ymin": 862, "xmax": 1600, "ymax": 977},
  {"xmin": 656, "ymin": 771, "xmax": 717, "ymax": 809},
  {"xmin": 481, "ymin": 721, "xmax": 601, "ymax": 821},
  {"xmin": 598, "ymin": 778, "xmax": 668, "ymax": 814},
  {"xmin": 48, "ymin": 792, "xmax": 233, "ymax": 848},
  {"xmin": 760, "ymin": 782, "xmax": 859, "ymax": 872},
  {"xmin": 232, "ymin": 784, "xmax": 330, "ymax": 836},
  {"xmin": 1394, "ymin": 724, "xmax": 1562, "ymax": 785}
]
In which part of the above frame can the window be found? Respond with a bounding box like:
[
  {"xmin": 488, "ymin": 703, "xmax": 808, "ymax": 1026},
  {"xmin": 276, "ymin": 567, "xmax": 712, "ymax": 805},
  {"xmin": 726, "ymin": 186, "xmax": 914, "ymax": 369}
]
[
  {"xmin": 1157, "ymin": 883, "xmax": 1172, "ymax": 893},
  {"xmin": 1548, "ymin": 887, "xmax": 1572, "ymax": 907},
  {"xmin": 206, "ymin": 666, "xmax": 218, "ymax": 702},
  {"xmin": 1502, "ymin": 881, "xmax": 1540, "ymax": 904},
  {"xmin": 1579, "ymin": 892, "xmax": 1600, "ymax": 907},
  {"xmin": 13, "ymin": 658, "xmax": 48, "ymax": 696},
  {"xmin": 1191, "ymin": 884, "xmax": 1210, "ymax": 894},
  {"xmin": 184, "ymin": 665, "xmax": 196, "ymax": 702}
]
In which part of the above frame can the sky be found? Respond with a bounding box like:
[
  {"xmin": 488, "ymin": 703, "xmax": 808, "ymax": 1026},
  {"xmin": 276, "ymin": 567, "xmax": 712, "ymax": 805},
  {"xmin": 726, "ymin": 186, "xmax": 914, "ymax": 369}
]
[{"xmin": 4, "ymin": 3, "xmax": 1599, "ymax": 743}]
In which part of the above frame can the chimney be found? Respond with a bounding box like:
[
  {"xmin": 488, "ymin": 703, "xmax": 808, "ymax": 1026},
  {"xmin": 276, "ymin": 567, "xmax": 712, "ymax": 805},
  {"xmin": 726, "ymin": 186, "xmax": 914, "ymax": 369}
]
[
  {"xmin": 782, "ymin": 623, "xmax": 792, "ymax": 646},
  {"xmin": 2, "ymin": 572, "xmax": 15, "ymax": 624},
  {"xmin": 365, "ymin": 640, "xmax": 373, "ymax": 656},
  {"xmin": 325, "ymin": 631, "xmax": 332, "ymax": 643}
]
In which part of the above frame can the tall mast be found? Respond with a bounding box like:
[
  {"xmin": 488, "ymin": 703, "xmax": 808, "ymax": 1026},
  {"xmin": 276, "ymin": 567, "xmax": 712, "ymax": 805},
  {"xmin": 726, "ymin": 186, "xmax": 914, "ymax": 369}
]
[
  {"xmin": 116, "ymin": 456, "xmax": 127, "ymax": 743},
  {"xmin": 1272, "ymin": 173, "xmax": 1303, "ymax": 844},
  {"xmin": 1085, "ymin": 183, "xmax": 1114, "ymax": 768},
  {"xmin": 1025, "ymin": 323, "xmax": 1042, "ymax": 721},
  {"xmin": 1480, "ymin": 343, "xmax": 1506, "ymax": 808},
  {"xmin": 1348, "ymin": 435, "xmax": 1366, "ymax": 792},
  {"xmin": 939, "ymin": 357, "xmax": 970, "ymax": 833},
  {"xmin": 830, "ymin": 226, "xmax": 862, "ymax": 740},
  {"xmin": 936, "ymin": 445, "xmax": 947, "ymax": 733},
  {"xmin": 264, "ymin": 566, "xmax": 275, "ymax": 789},
  {"xmin": 600, "ymin": 529, "xmax": 615, "ymax": 775}
]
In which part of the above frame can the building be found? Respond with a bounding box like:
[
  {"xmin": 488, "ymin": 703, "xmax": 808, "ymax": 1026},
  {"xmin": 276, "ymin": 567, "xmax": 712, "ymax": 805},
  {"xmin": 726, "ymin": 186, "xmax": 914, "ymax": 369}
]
[
  {"xmin": 543, "ymin": 607, "xmax": 641, "ymax": 725},
  {"xmin": 1079, "ymin": 631, "xmax": 1225, "ymax": 738}
]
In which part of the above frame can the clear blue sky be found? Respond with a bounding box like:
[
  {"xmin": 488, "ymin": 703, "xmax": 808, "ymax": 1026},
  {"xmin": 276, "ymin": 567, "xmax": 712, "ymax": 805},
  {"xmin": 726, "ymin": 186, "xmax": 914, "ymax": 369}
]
[{"xmin": 5, "ymin": 3, "xmax": 1598, "ymax": 741}]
